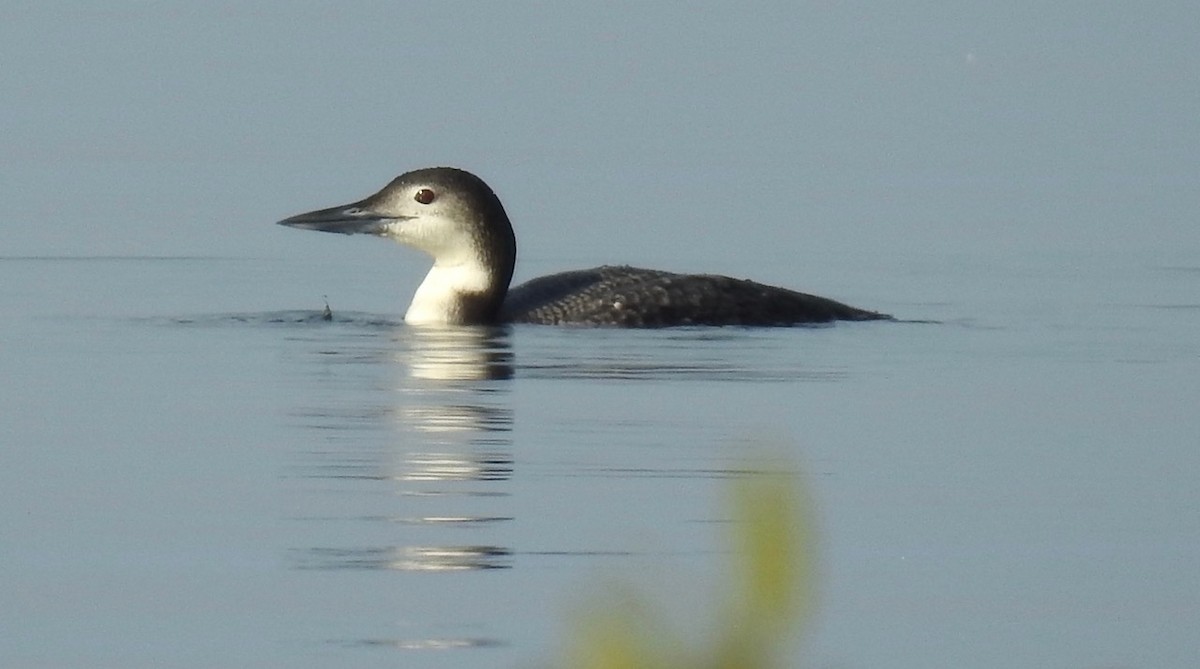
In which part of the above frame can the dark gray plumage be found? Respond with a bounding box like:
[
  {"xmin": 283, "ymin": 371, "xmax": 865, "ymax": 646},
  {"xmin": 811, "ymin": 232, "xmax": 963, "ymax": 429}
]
[{"xmin": 503, "ymin": 265, "xmax": 888, "ymax": 326}]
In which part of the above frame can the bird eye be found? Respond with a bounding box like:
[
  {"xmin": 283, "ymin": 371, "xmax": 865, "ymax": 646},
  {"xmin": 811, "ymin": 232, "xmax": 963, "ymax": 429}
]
[{"xmin": 414, "ymin": 188, "xmax": 436, "ymax": 205}]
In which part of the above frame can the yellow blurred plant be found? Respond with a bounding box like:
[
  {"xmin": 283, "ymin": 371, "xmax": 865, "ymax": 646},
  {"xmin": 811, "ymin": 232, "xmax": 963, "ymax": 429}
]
[{"xmin": 562, "ymin": 465, "xmax": 815, "ymax": 669}]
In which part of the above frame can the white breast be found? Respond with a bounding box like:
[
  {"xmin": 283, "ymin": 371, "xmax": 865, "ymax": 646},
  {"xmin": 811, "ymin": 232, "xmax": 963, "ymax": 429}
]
[{"xmin": 404, "ymin": 262, "xmax": 494, "ymax": 325}]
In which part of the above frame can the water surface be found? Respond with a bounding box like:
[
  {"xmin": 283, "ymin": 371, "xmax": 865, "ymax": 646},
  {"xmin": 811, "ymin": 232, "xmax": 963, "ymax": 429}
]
[{"xmin": 2, "ymin": 253, "xmax": 1197, "ymax": 668}]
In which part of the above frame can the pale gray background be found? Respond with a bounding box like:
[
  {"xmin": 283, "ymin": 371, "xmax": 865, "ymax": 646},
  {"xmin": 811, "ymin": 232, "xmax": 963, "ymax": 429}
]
[{"xmin": 4, "ymin": 2, "xmax": 1195, "ymax": 267}]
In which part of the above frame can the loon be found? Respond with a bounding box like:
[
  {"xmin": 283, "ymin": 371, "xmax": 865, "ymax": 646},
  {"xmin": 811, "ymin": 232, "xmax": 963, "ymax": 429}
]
[{"xmin": 277, "ymin": 167, "xmax": 891, "ymax": 327}]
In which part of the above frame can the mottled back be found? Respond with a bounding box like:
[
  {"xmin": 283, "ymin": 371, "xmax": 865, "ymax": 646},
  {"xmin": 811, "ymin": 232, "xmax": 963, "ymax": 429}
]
[{"xmin": 501, "ymin": 265, "xmax": 891, "ymax": 327}]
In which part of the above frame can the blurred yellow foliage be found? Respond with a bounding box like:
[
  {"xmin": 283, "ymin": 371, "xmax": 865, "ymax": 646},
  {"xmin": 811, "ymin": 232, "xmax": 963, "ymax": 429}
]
[{"xmin": 562, "ymin": 463, "xmax": 814, "ymax": 669}]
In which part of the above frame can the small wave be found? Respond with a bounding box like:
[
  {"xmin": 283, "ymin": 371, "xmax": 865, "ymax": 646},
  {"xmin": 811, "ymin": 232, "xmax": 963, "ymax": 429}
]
[{"xmin": 158, "ymin": 310, "xmax": 402, "ymax": 329}]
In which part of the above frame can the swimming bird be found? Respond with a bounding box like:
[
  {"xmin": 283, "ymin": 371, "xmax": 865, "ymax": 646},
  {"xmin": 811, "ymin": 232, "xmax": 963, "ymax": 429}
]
[{"xmin": 277, "ymin": 167, "xmax": 891, "ymax": 327}]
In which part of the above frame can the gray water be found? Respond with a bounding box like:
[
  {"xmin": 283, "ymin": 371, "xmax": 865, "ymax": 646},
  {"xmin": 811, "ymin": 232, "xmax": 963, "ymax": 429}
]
[{"xmin": 3, "ymin": 251, "xmax": 1197, "ymax": 668}]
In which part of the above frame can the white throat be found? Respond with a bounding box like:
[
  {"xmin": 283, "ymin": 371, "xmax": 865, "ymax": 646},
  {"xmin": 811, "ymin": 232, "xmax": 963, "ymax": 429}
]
[{"xmin": 404, "ymin": 261, "xmax": 495, "ymax": 325}]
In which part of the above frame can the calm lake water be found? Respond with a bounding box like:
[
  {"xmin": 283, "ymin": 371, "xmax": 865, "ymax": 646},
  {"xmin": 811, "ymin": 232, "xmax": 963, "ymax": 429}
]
[{"xmin": 2, "ymin": 251, "xmax": 1197, "ymax": 668}]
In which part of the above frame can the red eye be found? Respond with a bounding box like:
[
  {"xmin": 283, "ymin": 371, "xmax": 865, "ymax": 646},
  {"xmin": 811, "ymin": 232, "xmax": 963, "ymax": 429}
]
[{"xmin": 414, "ymin": 188, "xmax": 436, "ymax": 205}]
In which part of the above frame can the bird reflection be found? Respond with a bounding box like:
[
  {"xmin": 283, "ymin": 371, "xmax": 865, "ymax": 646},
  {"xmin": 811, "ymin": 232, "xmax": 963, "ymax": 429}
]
[
  {"xmin": 394, "ymin": 451, "xmax": 513, "ymax": 482},
  {"xmin": 287, "ymin": 325, "xmax": 516, "ymax": 578},
  {"xmin": 403, "ymin": 325, "xmax": 513, "ymax": 382},
  {"xmin": 383, "ymin": 326, "xmax": 514, "ymax": 488},
  {"xmin": 297, "ymin": 545, "xmax": 512, "ymax": 571}
]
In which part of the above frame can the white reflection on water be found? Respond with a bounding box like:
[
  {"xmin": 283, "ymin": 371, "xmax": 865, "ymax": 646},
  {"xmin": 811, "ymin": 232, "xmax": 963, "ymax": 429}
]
[
  {"xmin": 333, "ymin": 637, "xmax": 506, "ymax": 650},
  {"xmin": 286, "ymin": 324, "xmax": 517, "ymax": 571},
  {"xmin": 393, "ymin": 452, "xmax": 513, "ymax": 482},
  {"xmin": 276, "ymin": 322, "xmax": 521, "ymax": 652},
  {"xmin": 296, "ymin": 545, "xmax": 513, "ymax": 571}
]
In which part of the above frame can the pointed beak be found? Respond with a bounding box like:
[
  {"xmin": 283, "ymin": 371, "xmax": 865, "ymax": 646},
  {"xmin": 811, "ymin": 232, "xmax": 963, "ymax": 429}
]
[{"xmin": 277, "ymin": 201, "xmax": 411, "ymax": 236}]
